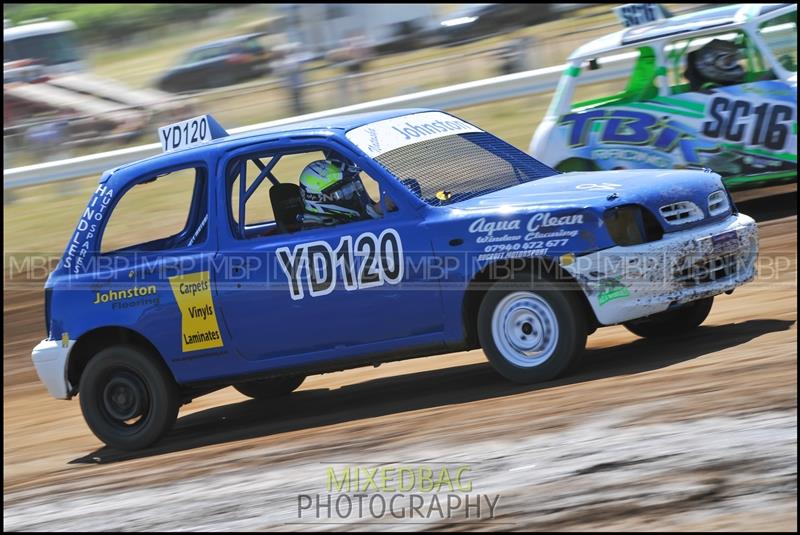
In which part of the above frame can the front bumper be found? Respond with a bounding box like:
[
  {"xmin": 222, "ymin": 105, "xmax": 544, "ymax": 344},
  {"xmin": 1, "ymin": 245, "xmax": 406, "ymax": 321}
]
[
  {"xmin": 31, "ymin": 339, "xmax": 75, "ymax": 399},
  {"xmin": 564, "ymin": 213, "xmax": 758, "ymax": 325}
]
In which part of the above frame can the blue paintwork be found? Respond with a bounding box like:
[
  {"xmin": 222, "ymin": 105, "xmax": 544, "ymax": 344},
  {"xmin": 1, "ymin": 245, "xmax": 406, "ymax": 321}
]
[{"xmin": 44, "ymin": 109, "xmax": 731, "ymax": 386}]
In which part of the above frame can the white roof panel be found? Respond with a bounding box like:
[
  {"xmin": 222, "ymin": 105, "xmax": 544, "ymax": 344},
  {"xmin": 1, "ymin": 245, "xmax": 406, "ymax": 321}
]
[
  {"xmin": 569, "ymin": 4, "xmax": 791, "ymax": 60},
  {"xmin": 4, "ymin": 20, "xmax": 77, "ymax": 41}
]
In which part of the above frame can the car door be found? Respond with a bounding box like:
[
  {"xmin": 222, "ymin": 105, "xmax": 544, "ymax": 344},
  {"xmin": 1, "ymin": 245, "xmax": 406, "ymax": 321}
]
[
  {"xmin": 90, "ymin": 161, "xmax": 236, "ymax": 385},
  {"xmin": 171, "ymin": 51, "xmax": 204, "ymax": 91},
  {"xmin": 212, "ymin": 140, "xmax": 446, "ymax": 362},
  {"xmin": 182, "ymin": 47, "xmax": 225, "ymax": 89},
  {"xmin": 660, "ymin": 28, "xmax": 797, "ymax": 183}
]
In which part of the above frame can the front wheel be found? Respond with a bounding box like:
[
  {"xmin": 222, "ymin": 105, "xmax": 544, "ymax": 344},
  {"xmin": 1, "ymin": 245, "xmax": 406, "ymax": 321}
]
[
  {"xmin": 234, "ymin": 375, "xmax": 305, "ymax": 400},
  {"xmin": 478, "ymin": 276, "xmax": 587, "ymax": 384},
  {"xmin": 623, "ymin": 297, "xmax": 714, "ymax": 338},
  {"xmin": 79, "ymin": 345, "xmax": 179, "ymax": 451}
]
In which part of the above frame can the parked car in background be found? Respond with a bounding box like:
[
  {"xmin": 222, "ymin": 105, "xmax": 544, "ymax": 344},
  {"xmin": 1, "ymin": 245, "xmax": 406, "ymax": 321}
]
[
  {"xmin": 432, "ymin": 3, "xmax": 562, "ymax": 46},
  {"xmin": 276, "ymin": 4, "xmax": 436, "ymax": 58},
  {"xmin": 156, "ymin": 34, "xmax": 272, "ymax": 93}
]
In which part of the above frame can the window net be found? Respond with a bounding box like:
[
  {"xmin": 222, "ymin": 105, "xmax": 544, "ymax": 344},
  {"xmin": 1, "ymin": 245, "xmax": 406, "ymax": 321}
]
[{"xmin": 374, "ymin": 132, "xmax": 558, "ymax": 206}]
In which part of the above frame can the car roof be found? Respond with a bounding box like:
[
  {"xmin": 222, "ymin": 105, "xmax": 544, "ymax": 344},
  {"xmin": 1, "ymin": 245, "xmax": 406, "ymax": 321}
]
[
  {"xmin": 441, "ymin": 3, "xmax": 494, "ymax": 19},
  {"xmin": 189, "ymin": 33, "xmax": 263, "ymax": 52},
  {"xmin": 4, "ymin": 20, "xmax": 77, "ymax": 41},
  {"xmin": 569, "ymin": 3, "xmax": 793, "ymax": 61},
  {"xmin": 108, "ymin": 108, "xmax": 435, "ymax": 178}
]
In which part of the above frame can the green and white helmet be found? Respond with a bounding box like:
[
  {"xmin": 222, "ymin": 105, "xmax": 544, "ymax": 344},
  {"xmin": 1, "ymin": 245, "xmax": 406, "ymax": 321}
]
[{"xmin": 298, "ymin": 159, "xmax": 374, "ymax": 223}]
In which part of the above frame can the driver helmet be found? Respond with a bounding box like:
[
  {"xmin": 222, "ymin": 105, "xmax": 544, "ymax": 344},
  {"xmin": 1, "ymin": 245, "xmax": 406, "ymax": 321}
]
[
  {"xmin": 298, "ymin": 159, "xmax": 375, "ymax": 223},
  {"xmin": 688, "ymin": 39, "xmax": 746, "ymax": 87}
]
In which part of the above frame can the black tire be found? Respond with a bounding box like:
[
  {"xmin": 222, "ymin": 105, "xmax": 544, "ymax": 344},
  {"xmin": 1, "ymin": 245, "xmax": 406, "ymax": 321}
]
[
  {"xmin": 478, "ymin": 275, "xmax": 587, "ymax": 384},
  {"xmin": 234, "ymin": 375, "xmax": 306, "ymax": 400},
  {"xmin": 623, "ymin": 297, "xmax": 714, "ymax": 338},
  {"xmin": 79, "ymin": 345, "xmax": 179, "ymax": 451}
]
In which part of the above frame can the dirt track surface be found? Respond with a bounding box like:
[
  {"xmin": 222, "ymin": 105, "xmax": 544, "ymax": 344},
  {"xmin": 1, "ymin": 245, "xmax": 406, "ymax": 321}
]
[{"xmin": 3, "ymin": 193, "xmax": 797, "ymax": 531}]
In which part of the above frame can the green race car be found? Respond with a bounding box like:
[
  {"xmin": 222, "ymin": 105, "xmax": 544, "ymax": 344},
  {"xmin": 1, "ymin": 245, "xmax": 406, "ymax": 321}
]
[{"xmin": 530, "ymin": 3, "xmax": 797, "ymax": 190}]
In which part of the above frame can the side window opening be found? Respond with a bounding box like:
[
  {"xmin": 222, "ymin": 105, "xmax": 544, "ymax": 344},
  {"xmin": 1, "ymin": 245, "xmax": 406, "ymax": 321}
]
[
  {"xmin": 228, "ymin": 148, "xmax": 387, "ymax": 240},
  {"xmin": 241, "ymin": 38, "xmax": 264, "ymax": 55},
  {"xmin": 668, "ymin": 30, "xmax": 775, "ymax": 95},
  {"xmin": 101, "ymin": 167, "xmax": 207, "ymax": 254},
  {"xmin": 569, "ymin": 46, "xmax": 658, "ymax": 111},
  {"xmin": 759, "ymin": 11, "xmax": 797, "ymax": 73},
  {"xmin": 229, "ymin": 150, "xmax": 328, "ymax": 238}
]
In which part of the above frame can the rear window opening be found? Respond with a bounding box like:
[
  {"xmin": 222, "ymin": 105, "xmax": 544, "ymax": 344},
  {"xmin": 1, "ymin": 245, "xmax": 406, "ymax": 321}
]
[{"xmin": 100, "ymin": 167, "xmax": 207, "ymax": 254}]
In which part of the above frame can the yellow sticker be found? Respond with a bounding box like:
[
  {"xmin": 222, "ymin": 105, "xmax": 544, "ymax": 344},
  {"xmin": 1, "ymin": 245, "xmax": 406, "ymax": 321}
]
[{"xmin": 169, "ymin": 271, "xmax": 224, "ymax": 352}]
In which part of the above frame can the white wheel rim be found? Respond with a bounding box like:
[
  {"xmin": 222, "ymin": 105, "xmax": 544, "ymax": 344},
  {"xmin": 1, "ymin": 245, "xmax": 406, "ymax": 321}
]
[{"xmin": 491, "ymin": 291, "xmax": 559, "ymax": 367}]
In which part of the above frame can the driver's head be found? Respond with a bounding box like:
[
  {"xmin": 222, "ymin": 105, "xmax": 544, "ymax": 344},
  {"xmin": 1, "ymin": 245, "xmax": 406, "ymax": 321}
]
[
  {"xmin": 299, "ymin": 159, "xmax": 372, "ymax": 224},
  {"xmin": 687, "ymin": 39, "xmax": 745, "ymax": 88}
]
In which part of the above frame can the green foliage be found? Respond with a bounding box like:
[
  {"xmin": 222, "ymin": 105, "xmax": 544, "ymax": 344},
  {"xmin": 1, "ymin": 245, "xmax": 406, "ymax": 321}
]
[{"xmin": 5, "ymin": 4, "xmax": 253, "ymax": 45}]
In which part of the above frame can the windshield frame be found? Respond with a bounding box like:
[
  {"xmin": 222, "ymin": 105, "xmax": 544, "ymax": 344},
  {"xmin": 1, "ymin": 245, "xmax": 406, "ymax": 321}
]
[
  {"xmin": 755, "ymin": 10, "xmax": 797, "ymax": 76},
  {"xmin": 346, "ymin": 112, "xmax": 558, "ymax": 207}
]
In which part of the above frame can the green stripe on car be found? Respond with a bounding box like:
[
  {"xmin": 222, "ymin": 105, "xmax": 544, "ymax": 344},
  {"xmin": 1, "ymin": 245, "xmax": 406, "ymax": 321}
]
[
  {"xmin": 598, "ymin": 285, "xmax": 630, "ymax": 305},
  {"xmin": 625, "ymin": 102, "xmax": 705, "ymax": 118},
  {"xmin": 650, "ymin": 96, "xmax": 705, "ymax": 113},
  {"xmin": 721, "ymin": 144, "xmax": 798, "ymax": 163},
  {"xmin": 725, "ymin": 171, "xmax": 796, "ymax": 187}
]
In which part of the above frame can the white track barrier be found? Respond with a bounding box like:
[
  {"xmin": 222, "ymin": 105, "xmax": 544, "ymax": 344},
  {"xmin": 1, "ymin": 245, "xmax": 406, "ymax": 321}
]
[{"xmin": 3, "ymin": 53, "xmax": 635, "ymax": 190}]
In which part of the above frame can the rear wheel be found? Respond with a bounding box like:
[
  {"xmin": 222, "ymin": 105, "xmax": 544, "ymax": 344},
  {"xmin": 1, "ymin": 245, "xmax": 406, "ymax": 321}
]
[
  {"xmin": 478, "ymin": 275, "xmax": 587, "ymax": 383},
  {"xmin": 79, "ymin": 345, "xmax": 179, "ymax": 451},
  {"xmin": 624, "ymin": 297, "xmax": 714, "ymax": 338},
  {"xmin": 234, "ymin": 375, "xmax": 305, "ymax": 400}
]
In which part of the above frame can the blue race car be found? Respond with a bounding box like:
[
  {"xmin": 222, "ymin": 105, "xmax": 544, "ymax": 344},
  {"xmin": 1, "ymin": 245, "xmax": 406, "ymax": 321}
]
[{"xmin": 32, "ymin": 110, "xmax": 759, "ymax": 450}]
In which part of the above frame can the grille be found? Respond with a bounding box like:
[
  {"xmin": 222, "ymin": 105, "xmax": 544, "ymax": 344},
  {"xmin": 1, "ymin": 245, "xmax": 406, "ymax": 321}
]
[
  {"xmin": 374, "ymin": 132, "xmax": 557, "ymax": 206},
  {"xmin": 660, "ymin": 201, "xmax": 704, "ymax": 225},
  {"xmin": 674, "ymin": 253, "xmax": 739, "ymax": 286},
  {"xmin": 707, "ymin": 190, "xmax": 729, "ymax": 216}
]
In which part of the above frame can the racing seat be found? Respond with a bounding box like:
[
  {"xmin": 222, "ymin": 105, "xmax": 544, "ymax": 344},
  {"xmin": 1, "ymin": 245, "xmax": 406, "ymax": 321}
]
[{"xmin": 270, "ymin": 183, "xmax": 304, "ymax": 234}]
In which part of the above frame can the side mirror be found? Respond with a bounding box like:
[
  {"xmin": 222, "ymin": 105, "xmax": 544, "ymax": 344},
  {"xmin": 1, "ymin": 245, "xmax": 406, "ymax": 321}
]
[{"xmin": 588, "ymin": 58, "xmax": 600, "ymax": 71}]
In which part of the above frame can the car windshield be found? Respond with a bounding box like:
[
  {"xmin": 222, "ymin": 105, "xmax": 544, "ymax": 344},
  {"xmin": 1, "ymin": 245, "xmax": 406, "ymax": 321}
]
[
  {"xmin": 346, "ymin": 112, "xmax": 557, "ymax": 206},
  {"xmin": 759, "ymin": 11, "xmax": 797, "ymax": 72},
  {"xmin": 4, "ymin": 31, "xmax": 80, "ymax": 65}
]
